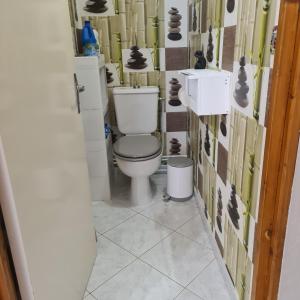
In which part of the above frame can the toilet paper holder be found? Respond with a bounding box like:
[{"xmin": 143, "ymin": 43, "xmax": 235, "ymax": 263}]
[{"xmin": 178, "ymin": 69, "xmax": 231, "ymax": 116}]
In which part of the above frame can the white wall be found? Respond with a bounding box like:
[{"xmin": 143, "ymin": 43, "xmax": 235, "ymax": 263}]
[{"xmin": 278, "ymin": 138, "xmax": 300, "ymax": 300}]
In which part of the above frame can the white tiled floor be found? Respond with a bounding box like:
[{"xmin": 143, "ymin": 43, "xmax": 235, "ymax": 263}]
[
  {"xmin": 177, "ymin": 215, "xmax": 212, "ymax": 247},
  {"xmin": 175, "ymin": 289, "xmax": 202, "ymax": 300},
  {"xmin": 187, "ymin": 260, "xmax": 232, "ymax": 300},
  {"xmin": 84, "ymin": 172, "xmax": 233, "ymax": 300},
  {"xmin": 141, "ymin": 200, "xmax": 199, "ymax": 230},
  {"xmin": 140, "ymin": 232, "xmax": 214, "ymax": 286},
  {"xmin": 104, "ymin": 214, "xmax": 172, "ymax": 256},
  {"xmin": 86, "ymin": 236, "xmax": 135, "ymax": 292}
]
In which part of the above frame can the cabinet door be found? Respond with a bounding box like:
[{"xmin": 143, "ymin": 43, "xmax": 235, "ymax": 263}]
[{"xmin": 0, "ymin": 1, "xmax": 96, "ymax": 300}]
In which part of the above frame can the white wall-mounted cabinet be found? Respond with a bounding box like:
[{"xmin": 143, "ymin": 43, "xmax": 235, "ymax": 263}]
[
  {"xmin": 179, "ymin": 69, "xmax": 231, "ymax": 116},
  {"xmin": 75, "ymin": 56, "xmax": 109, "ymax": 114},
  {"xmin": 75, "ymin": 56, "xmax": 111, "ymax": 202}
]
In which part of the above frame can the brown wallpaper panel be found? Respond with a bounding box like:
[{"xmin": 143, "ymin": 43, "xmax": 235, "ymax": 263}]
[
  {"xmin": 166, "ymin": 112, "xmax": 188, "ymax": 132},
  {"xmin": 217, "ymin": 142, "xmax": 228, "ymax": 186},
  {"xmin": 222, "ymin": 26, "xmax": 236, "ymax": 72},
  {"xmin": 165, "ymin": 48, "xmax": 189, "ymax": 71}
]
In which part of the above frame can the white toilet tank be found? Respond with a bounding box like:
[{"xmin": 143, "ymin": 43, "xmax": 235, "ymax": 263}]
[{"xmin": 113, "ymin": 86, "xmax": 159, "ymax": 134}]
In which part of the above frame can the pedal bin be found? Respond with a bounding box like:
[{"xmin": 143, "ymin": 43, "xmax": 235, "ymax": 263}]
[{"xmin": 167, "ymin": 157, "xmax": 193, "ymax": 201}]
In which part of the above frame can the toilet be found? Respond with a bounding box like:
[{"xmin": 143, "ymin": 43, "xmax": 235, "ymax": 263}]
[{"xmin": 113, "ymin": 86, "xmax": 162, "ymax": 205}]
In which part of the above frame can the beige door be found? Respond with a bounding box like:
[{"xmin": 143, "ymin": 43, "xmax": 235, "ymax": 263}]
[{"xmin": 0, "ymin": 1, "xmax": 96, "ymax": 300}]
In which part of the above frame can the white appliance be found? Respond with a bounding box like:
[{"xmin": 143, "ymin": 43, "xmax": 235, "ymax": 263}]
[
  {"xmin": 179, "ymin": 69, "xmax": 231, "ymax": 116},
  {"xmin": 113, "ymin": 87, "xmax": 162, "ymax": 205},
  {"xmin": 75, "ymin": 56, "xmax": 111, "ymax": 202}
]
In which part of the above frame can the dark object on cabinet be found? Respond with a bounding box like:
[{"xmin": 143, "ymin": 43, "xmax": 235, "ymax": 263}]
[{"xmin": 194, "ymin": 50, "xmax": 207, "ymax": 69}]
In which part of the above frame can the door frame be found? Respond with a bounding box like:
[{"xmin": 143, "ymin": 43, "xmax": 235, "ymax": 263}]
[
  {"xmin": 0, "ymin": 1, "xmax": 299, "ymax": 299},
  {"xmin": 0, "ymin": 208, "xmax": 20, "ymax": 300},
  {"xmin": 252, "ymin": 0, "xmax": 300, "ymax": 299},
  {"xmin": 0, "ymin": 139, "xmax": 34, "ymax": 300}
]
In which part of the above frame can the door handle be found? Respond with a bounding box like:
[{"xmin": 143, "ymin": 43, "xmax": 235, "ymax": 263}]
[
  {"xmin": 73, "ymin": 73, "xmax": 85, "ymax": 114},
  {"xmin": 78, "ymin": 85, "xmax": 85, "ymax": 93}
]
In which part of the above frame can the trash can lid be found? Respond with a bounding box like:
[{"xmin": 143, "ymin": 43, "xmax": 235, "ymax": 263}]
[{"xmin": 168, "ymin": 157, "xmax": 193, "ymax": 168}]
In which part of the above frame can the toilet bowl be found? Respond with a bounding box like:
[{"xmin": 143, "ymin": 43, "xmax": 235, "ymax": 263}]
[
  {"xmin": 114, "ymin": 135, "xmax": 162, "ymax": 204},
  {"xmin": 112, "ymin": 86, "xmax": 161, "ymax": 205}
]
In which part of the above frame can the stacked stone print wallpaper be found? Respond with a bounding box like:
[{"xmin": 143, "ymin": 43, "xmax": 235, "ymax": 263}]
[
  {"xmin": 71, "ymin": 0, "xmax": 190, "ymax": 156},
  {"xmin": 188, "ymin": 0, "xmax": 280, "ymax": 299},
  {"xmin": 70, "ymin": 0, "xmax": 281, "ymax": 299}
]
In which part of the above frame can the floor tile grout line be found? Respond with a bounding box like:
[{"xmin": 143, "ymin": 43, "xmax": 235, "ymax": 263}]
[
  {"xmin": 98, "ymin": 234, "xmax": 140, "ymax": 259},
  {"xmin": 103, "ymin": 224, "xmax": 176, "ymax": 259},
  {"xmin": 90, "ymin": 232, "xmax": 187, "ymax": 298},
  {"xmin": 136, "ymin": 228, "xmax": 216, "ymax": 294},
  {"xmin": 135, "ymin": 210, "xmax": 176, "ymax": 231},
  {"xmin": 138, "ymin": 253, "xmax": 215, "ymax": 295},
  {"xmin": 97, "ymin": 230, "xmax": 194, "ymax": 296},
  {"xmin": 175, "ymin": 211, "xmax": 204, "ymax": 231},
  {"xmin": 138, "ymin": 207, "xmax": 199, "ymax": 232},
  {"xmin": 98, "ymin": 200, "xmax": 174, "ymax": 234},
  {"xmin": 159, "ymin": 204, "xmax": 215, "ymax": 250},
  {"xmin": 137, "ymin": 257, "xmax": 187, "ymax": 289},
  {"xmin": 172, "ymin": 288, "xmax": 186, "ymax": 300},
  {"xmin": 100, "ymin": 217, "xmax": 212, "ymax": 272},
  {"xmin": 99, "ymin": 211, "xmax": 176, "ymax": 253},
  {"xmin": 99, "ymin": 198, "xmax": 201, "ymax": 238},
  {"xmin": 88, "ymin": 257, "xmax": 139, "ymax": 295},
  {"xmin": 83, "ymin": 291, "xmax": 92, "ymax": 299},
  {"xmin": 173, "ymin": 288, "xmax": 205, "ymax": 300},
  {"xmin": 184, "ymin": 257, "xmax": 232, "ymax": 300},
  {"xmin": 95, "ymin": 209, "xmax": 138, "ymax": 235},
  {"xmin": 128, "ymin": 190, "xmax": 167, "ymax": 214},
  {"xmin": 84, "ymin": 289, "xmax": 97, "ymax": 300},
  {"xmin": 136, "ymin": 227, "xmax": 175, "ymax": 257},
  {"xmin": 87, "ymin": 293, "xmax": 97, "ymax": 300},
  {"xmin": 89, "ymin": 251, "xmax": 186, "ymax": 299},
  {"xmin": 183, "ymin": 257, "xmax": 216, "ymax": 289},
  {"xmin": 110, "ymin": 186, "xmax": 166, "ymax": 214},
  {"xmin": 173, "ymin": 229, "xmax": 213, "ymax": 251},
  {"xmin": 90, "ymin": 179, "xmax": 217, "ymax": 299},
  {"xmin": 98, "ymin": 204, "xmax": 212, "ymax": 258},
  {"xmin": 172, "ymin": 287, "xmax": 186, "ymax": 300}
]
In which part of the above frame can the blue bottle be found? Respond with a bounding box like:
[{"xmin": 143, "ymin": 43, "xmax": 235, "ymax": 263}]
[
  {"xmin": 104, "ymin": 123, "xmax": 111, "ymax": 139},
  {"xmin": 82, "ymin": 21, "xmax": 97, "ymax": 56}
]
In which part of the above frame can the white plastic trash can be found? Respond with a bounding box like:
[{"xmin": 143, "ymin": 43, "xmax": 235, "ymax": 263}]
[{"xmin": 167, "ymin": 157, "xmax": 193, "ymax": 201}]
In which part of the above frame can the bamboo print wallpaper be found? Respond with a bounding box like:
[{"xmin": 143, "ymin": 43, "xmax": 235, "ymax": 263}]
[
  {"xmin": 188, "ymin": 0, "xmax": 280, "ymax": 299},
  {"xmin": 74, "ymin": 0, "xmax": 190, "ymax": 156}
]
